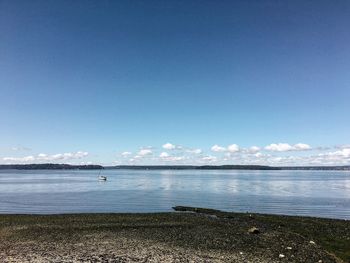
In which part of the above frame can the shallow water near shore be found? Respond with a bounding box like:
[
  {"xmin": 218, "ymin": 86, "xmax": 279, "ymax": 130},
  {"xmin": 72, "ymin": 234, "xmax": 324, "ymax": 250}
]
[{"xmin": 0, "ymin": 169, "xmax": 349, "ymax": 219}]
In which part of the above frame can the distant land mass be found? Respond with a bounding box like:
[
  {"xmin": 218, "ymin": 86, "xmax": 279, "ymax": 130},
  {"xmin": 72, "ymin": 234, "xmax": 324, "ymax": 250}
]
[
  {"xmin": 107, "ymin": 165, "xmax": 350, "ymax": 170},
  {"xmin": 0, "ymin": 163, "xmax": 103, "ymax": 170},
  {"xmin": 105, "ymin": 165, "xmax": 279, "ymax": 170},
  {"xmin": 0, "ymin": 164, "xmax": 349, "ymax": 170}
]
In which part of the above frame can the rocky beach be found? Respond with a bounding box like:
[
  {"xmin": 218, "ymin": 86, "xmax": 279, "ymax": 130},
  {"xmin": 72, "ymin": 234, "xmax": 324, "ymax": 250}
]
[{"xmin": 0, "ymin": 207, "xmax": 349, "ymax": 262}]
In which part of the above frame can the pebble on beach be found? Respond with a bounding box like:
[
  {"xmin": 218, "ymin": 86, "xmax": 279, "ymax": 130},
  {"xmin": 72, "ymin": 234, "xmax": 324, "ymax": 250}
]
[{"xmin": 247, "ymin": 227, "xmax": 260, "ymax": 234}]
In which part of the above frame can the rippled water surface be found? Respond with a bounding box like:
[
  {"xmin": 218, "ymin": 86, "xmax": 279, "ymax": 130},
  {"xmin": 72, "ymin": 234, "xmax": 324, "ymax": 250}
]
[{"xmin": 0, "ymin": 169, "xmax": 349, "ymax": 219}]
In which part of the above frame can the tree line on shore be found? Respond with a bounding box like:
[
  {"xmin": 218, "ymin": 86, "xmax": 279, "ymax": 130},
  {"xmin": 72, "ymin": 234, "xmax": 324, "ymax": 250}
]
[{"xmin": 0, "ymin": 163, "xmax": 349, "ymax": 170}]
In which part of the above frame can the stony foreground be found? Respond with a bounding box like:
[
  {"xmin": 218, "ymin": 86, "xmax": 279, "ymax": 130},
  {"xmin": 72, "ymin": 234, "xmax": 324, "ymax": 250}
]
[{"xmin": 0, "ymin": 207, "xmax": 349, "ymax": 263}]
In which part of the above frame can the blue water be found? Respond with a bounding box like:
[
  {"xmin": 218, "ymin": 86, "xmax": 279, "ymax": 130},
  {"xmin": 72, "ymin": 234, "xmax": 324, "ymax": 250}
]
[{"xmin": 0, "ymin": 169, "xmax": 349, "ymax": 219}]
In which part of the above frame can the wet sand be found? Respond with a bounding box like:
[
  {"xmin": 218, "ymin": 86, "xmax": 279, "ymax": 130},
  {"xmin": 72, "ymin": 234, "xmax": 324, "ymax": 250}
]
[{"xmin": 0, "ymin": 207, "xmax": 349, "ymax": 262}]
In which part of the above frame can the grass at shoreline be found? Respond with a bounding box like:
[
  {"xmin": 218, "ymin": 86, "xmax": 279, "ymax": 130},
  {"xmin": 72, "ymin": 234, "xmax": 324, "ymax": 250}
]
[{"xmin": 0, "ymin": 207, "xmax": 349, "ymax": 262}]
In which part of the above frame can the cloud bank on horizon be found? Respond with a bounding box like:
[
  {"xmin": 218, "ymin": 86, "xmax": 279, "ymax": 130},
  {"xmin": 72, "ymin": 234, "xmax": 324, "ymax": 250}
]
[
  {"xmin": 2, "ymin": 151, "xmax": 90, "ymax": 164},
  {"xmin": 1, "ymin": 143, "xmax": 350, "ymax": 166}
]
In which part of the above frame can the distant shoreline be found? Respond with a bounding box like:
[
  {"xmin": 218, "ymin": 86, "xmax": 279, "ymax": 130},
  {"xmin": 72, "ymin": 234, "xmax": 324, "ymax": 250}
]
[{"xmin": 0, "ymin": 163, "xmax": 349, "ymax": 170}]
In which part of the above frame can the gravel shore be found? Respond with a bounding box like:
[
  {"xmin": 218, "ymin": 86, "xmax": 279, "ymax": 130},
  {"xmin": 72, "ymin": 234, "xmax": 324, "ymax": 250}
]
[{"xmin": 0, "ymin": 207, "xmax": 349, "ymax": 262}]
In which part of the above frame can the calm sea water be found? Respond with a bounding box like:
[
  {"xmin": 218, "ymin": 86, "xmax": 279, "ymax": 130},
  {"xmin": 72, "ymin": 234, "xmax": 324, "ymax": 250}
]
[{"xmin": 0, "ymin": 169, "xmax": 349, "ymax": 219}]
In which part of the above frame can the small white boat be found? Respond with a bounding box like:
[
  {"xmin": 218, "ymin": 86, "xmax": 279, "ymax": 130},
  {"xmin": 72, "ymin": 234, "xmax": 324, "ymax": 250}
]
[{"xmin": 98, "ymin": 176, "xmax": 107, "ymax": 181}]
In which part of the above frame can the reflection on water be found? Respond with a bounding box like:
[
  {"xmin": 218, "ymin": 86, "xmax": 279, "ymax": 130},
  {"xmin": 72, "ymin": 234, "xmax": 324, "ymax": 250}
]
[{"xmin": 0, "ymin": 169, "xmax": 349, "ymax": 219}]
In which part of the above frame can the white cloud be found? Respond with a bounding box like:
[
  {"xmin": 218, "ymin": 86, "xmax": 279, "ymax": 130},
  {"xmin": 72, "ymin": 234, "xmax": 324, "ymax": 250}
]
[
  {"xmin": 159, "ymin": 152, "xmax": 169, "ymax": 158},
  {"xmin": 293, "ymin": 143, "xmax": 311, "ymax": 151},
  {"xmin": 186, "ymin": 148, "xmax": 202, "ymax": 154},
  {"xmin": 247, "ymin": 146, "xmax": 260, "ymax": 154},
  {"xmin": 3, "ymin": 156, "xmax": 35, "ymax": 162},
  {"xmin": 255, "ymin": 152, "xmax": 263, "ymax": 158},
  {"xmin": 166, "ymin": 156, "xmax": 185, "ymax": 162},
  {"xmin": 224, "ymin": 152, "xmax": 232, "ymax": 158},
  {"xmin": 335, "ymin": 144, "xmax": 350, "ymax": 150},
  {"xmin": 265, "ymin": 143, "xmax": 293, "ymax": 152},
  {"xmin": 211, "ymin": 145, "xmax": 226, "ymax": 152},
  {"xmin": 10, "ymin": 143, "xmax": 345, "ymax": 166},
  {"xmin": 202, "ymin": 156, "xmax": 217, "ymax": 162},
  {"xmin": 246, "ymin": 147, "xmax": 350, "ymax": 166},
  {"xmin": 337, "ymin": 148, "xmax": 350, "ymax": 158},
  {"xmin": 48, "ymin": 151, "xmax": 88, "ymax": 160},
  {"xmin": 137, "ymin": 149, "xmax": 152, "ymax": 156},
  {"xmin": 159, "ymin": 152, "xmax": 185, "ymax": 162},
  {"xmin": 227, "ymin": 144, "xmax": 240, "ymax": 153},
  {"xmin": 162, "ymin": 143, "xmax": 176, "ymax": 150},
  {"xmin": 211, "ymin": 144, "xmax": 240, "ymax": 153},
  {"xmin": 319, "ymin": 148, "xmax": 350, "ymax": 159},
  {"xmin": 265, "ymin": 143, "xmax": 311, "ymax": 152},
  {"xmin": 79, "ymin": 161, "xmax": 93, "ymax": 165},
  {"xmin": 2, "ymin": 151, "xmax": 89, "ymax": 163}
]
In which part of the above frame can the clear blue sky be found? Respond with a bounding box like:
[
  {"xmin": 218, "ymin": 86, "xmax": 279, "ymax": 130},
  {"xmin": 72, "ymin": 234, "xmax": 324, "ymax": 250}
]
[{"xmin": 1, "ymin": 0, "xmax": 349, "ymax": 165}]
